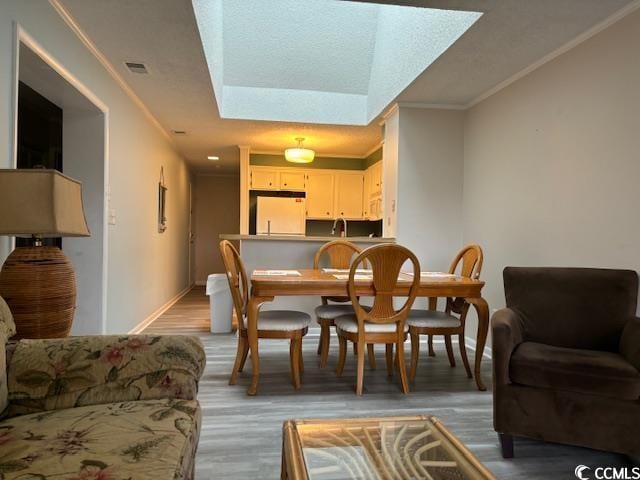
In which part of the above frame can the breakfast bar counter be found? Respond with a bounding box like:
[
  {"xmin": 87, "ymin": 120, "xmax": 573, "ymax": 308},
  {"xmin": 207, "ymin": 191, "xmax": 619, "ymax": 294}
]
[
  {"xmin": 219, "ymin": 234, "xmax": 395, "ymax": 243},
  {"xmin": 218, "ymin": 235, "xmax": 395, "ymax": 316}
]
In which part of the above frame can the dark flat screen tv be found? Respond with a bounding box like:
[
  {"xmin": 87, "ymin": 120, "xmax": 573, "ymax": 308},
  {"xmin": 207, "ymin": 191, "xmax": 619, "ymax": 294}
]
[{"xmin": 16, "ymin": 81, "xmax": 63, "ymax": 248}]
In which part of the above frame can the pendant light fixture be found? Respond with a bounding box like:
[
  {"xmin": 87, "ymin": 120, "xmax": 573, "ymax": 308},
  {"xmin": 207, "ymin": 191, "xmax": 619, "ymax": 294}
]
[{"xmin": 285, "ymin": 137, "xmax": 315, "ymax": 164}]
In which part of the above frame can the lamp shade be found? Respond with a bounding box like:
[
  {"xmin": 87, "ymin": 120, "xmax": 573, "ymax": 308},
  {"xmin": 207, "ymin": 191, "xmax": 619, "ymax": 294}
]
[{"xmin": 0, "ymin": 169, "xmax": 90, "ymax": 237}]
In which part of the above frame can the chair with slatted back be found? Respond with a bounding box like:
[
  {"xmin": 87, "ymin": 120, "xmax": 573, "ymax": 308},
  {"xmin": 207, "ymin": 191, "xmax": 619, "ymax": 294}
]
[
  {"xmin": 219, "ymin": 240, "xmax": 311, "ymax": 390},
  {"xmin": 334, "ymin": 243, "xmax": 421, "ymax": 395},
  {"xmin": 313, "ymin": 240, "xmax": 376, "ymax": 369},
  {"xmin": 408, "ymin": 244, "xmax": 484, "ymax": 382}
]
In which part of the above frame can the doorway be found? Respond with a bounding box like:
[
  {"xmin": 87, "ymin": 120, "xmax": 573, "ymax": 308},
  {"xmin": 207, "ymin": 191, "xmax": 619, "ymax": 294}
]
[{"xmin": 13, "ymin": 30, "xmax": 109, "ymax": 335}]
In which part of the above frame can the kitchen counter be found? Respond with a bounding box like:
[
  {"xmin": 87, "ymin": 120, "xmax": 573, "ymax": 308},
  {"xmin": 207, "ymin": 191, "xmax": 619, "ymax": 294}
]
[{"xmin": 219, "ymin": 234, "xmax": 394, "ymax": 243}]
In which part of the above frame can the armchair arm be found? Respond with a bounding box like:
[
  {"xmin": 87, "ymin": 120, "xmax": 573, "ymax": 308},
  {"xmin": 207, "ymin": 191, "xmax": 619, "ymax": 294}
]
[
  {"xmin": 491, "ymin": 308, "xmax": 525, "ymax": 386},
  {"xmin": 620, "ymin": 317, "xmax": 640, "ymax": 371},
  {"xmin": 7, "ymin": 335, "xmax": 205, "ymax": 417}
]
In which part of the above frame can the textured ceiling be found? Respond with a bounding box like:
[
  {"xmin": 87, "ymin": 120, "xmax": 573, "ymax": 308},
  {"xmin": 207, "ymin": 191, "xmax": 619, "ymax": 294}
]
[
  {"xmin": 195, "ymin": 0, "xmax": 481, "ymax": 124},
  {"xmin": 222, "ymin": 0, "xmax": 379, "ymax": 95},
  {"xmin": 58, "ymin": 0, "xmax": 633, "ymax": 173}
]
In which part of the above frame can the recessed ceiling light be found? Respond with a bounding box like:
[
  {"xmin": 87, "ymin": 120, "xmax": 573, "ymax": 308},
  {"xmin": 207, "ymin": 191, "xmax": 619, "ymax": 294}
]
[{"xmin": 207, "ymin": 156, "xmax": 219, "ymax": 161}]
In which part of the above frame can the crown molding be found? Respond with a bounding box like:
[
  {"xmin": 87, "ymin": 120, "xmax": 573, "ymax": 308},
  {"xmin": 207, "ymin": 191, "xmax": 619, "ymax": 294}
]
[
  {"xmin": 379, "ymin": 103, "xmax": 399, "ymax": 125},
  {"xmin": 48, "ymin": 0, "xmax": 173, "ymax": 145},
  {"xmin": 363, "ymin": 141, "xmax": 384, "ymax": 158},
  {"xmin": 466, "ymin": 0, "xmax": 640, "ymax": 108},
  {"xmin": 396, "ymin": 101, "xmax": 466, "ymax": 110}
]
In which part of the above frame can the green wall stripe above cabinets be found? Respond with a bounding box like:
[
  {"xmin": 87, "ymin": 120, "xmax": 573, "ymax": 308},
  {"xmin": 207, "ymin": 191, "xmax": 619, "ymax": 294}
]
[
  {"xmin": 364, "ymin": 147, "xmax": 383, "ymax": 168},
  {"xmin": 250, "ymin": 153, "xmax": 366, "ymax": 170}
]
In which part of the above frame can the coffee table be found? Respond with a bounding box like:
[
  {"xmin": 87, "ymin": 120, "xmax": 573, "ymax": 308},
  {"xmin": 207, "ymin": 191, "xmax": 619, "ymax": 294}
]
[{"xmin": 281, "ymin": 416, "xmax": 496, "ymax": 480}]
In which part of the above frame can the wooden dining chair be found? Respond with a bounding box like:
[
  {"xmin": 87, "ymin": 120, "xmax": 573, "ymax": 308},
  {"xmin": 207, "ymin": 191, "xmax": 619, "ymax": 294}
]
[
  {"xmin": 334, "ymin": 243, "xmax": 421, "ymax": 395},
  {"xmin": 409, "ymin": 244, "xmax": 484, "ymax": 381},
  {"xmin": 219, "ymin": 240, "xmax": 311, "ymax": 390},
  {"xmin": 313, "ymin": 240, "xmax": 375, "ymax": 369}
]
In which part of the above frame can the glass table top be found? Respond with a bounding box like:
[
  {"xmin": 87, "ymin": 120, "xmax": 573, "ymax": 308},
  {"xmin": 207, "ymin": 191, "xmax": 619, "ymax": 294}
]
[{"xmin": 294, "ymin": 417, "xmax": 492, "ymax": 480}]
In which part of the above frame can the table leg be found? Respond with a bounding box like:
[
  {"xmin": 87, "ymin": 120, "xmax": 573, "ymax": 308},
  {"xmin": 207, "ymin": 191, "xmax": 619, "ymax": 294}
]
[
  {"xmin": 247, "ymin": 294, "xmax": 273, "ymax": 396},
  {"xmin": 468, "ymin": 297, "xmax": 489, "ymax": 391}
]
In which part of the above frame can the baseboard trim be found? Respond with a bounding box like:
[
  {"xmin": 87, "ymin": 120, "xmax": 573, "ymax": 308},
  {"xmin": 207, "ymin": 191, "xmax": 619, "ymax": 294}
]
[
  {"xmin": 464, "ymin": 336, "xmax": 492, "ymax": 360},
  {"xmin": 128, "ymin": 285, "xmax": 193, "ymax": 334}
]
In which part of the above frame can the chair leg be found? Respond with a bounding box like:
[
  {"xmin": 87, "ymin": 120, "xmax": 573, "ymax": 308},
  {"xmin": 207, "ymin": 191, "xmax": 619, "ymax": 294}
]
[
  {"xmin": 299, "ymin": 339, "xmax": 304, "ymax": 376},
  {"xmin": 428, "ymin": 334, "xmax": 435, "ymax": 357},
  {"xmin": 319, "ymin": 324, "xmax": 331, "ymax": 368},
  {"xmin": 385, "ymin": 344, "xmax": 394, "ymax": 377},
  {"xmin": 458, "ymin": 333, "xmax": 472, "ymax": 378},
  {"xmin": 367, "ymin": 344, "xmax": 376, "ymax": 370},
  {"xmin": 396, "ymin": 339, "xmax": 410, "ymax": 394},
  {"xmin": 353, "ymin": 343, "xmax": 358, "ymax": 355},
  {"xmin": 409, "ymin": 332, "xmax": 419, "ymax": 382},
  {"xmin": 498, "ymin": 433, "xmax": 514, "ymax": 458},
  {"xmin": 238, "ymin": 336, "xmax": 249, "ymax": 373},
  {"xmin": 229, "ymin": 335, "xmax": 247, "ymax": 385},
  {"xmin": 444, "ymin": 335, "xmax": 456, "ymax": 367},
  {"xmin": 290, "ymin": 337, "xmax": 301, "ymax": 390},
  {"xmin": 316, "ymin": 322, "xmax": 324, "ymax": 355},
  {"xmin": 336, "ymin": 334, "xmax": 347, "ymax": 377},
  {"xmin": 356, "ymin": 338, "xmax": 365, "ymax": 396}
]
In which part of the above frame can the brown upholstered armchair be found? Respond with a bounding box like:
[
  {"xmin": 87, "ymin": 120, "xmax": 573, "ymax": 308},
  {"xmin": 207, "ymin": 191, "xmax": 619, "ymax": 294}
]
[{"xmin": 492, "ymin": 267, "xmax": 640, "ymax": 458}]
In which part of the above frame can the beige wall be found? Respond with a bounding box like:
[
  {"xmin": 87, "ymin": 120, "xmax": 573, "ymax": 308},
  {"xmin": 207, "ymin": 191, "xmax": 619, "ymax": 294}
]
[
  {"xmin": 397, "ymin": 107, "xmax": 465, "ymax": 273},
  {"xmin": 463, "ymin": 8, "xmax": 640, "ymax": 340},
  {"xmin": 0, "ymin": 1, "xmax": 191, "ymax": 333},
  {"xmin": 194, "ymin": 175, "xmax": 240, "ymax": 283}
]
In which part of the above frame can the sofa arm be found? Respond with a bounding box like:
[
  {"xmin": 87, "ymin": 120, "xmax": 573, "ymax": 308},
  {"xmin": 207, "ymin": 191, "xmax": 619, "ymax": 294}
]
[
  {"xmin": 6, "ymin": 335, "xmax": 206, "ymax": 417},
  {"xmin": 620, "ymin": 317, "xmax": 640, "ymax": 371},
  {"xmin": 491, "ymin": 308, "xmax": 524, "ymax": 386}
]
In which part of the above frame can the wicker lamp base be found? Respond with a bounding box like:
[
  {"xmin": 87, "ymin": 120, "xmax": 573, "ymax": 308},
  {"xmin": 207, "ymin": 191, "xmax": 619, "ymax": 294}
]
[{"xmin": 0, "ymin": 246, "xmax": 76, "ymax": 339}]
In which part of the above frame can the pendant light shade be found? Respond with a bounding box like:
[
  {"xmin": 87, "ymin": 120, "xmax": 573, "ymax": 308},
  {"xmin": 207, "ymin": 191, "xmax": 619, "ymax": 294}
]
[{"xmin": 285, "ymin": 137, "xmax": 315, "ymax": 164}]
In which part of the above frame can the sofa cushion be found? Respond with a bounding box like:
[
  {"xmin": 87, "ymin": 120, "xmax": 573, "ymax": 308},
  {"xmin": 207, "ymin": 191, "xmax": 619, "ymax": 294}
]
[
  {"xmin": 0, "ymin": 296, "xmax": 16, "ymax": 339},
  {"xmin": 0, "ymin": 296, "xmax": 15, "ymax": 416},
  {"xmin": 0, "ymin": 398, "xmax": 200, "ymax": 479},
  {"xmin": 510, "ymin": 342, "xmax": 640, "ymax": 400},
  {"xmin": 7, "ymin": 335, "xmax": 205, "ymax": 417}
]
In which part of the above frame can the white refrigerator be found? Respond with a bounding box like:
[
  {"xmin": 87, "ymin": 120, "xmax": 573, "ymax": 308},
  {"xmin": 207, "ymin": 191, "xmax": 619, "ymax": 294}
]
[{"xmin": 256, "ymin": 196, "xmax": 306, "ymax": 236}]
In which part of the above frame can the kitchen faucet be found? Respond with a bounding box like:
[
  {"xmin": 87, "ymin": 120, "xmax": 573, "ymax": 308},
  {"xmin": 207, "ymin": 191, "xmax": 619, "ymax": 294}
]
[{"xmin": 331, "ymin": 217, "xmax": 347, "ymax": 237}]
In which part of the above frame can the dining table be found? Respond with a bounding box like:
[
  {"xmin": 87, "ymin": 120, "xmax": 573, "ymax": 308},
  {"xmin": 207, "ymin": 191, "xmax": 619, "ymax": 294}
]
[{"xmin": 245, "ymin": 268, "xmax": 489, "ymax": 396}]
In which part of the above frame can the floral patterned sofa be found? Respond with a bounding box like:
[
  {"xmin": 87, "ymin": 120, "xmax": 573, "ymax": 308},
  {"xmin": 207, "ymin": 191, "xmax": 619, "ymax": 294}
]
[{"xmin": 0, "ymin": 296, "xmax": 206, "ymax": 480}]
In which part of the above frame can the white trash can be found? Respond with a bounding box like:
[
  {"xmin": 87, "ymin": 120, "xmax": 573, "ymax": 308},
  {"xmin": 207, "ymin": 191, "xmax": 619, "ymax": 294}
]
[{"xmin": 206, "ymin": 273, "xmax": 233, "ymax": 333}]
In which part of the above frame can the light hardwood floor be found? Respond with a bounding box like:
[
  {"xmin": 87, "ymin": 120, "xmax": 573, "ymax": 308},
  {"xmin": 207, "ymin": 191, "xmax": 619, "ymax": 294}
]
[{"xmin": 144, "ymin": 287, "xmax": 630, "ymax": 479}]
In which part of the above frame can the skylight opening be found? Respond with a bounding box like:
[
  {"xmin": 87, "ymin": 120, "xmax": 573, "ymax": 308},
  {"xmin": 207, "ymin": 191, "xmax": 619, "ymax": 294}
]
[{"xmin": 193, "ymin": 0, "xmax": 482, "ymax": 125}]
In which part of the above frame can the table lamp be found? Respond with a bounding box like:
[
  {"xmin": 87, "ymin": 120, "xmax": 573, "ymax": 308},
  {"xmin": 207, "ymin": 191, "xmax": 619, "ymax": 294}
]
[{"xmin": 0, "ymin": 169, "xmax": 90, "ymax": 339}]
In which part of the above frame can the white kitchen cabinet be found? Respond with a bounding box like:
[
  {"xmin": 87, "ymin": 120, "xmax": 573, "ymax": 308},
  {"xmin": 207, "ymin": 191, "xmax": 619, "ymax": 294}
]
[
  {"xmin": 363, "ymin": 167, "xmax": 373, "ymax": 218},
  {"xmin": 305, "ymin": 172, "xmax": 335, "ymax": 219},
  {"xmin": 250, "ymin": 167, "xmax": 279, "ymax": 190},
  {"xmin": 279, "ymin": 170, "xmax": 306, "ymax": 191},
  {"xmin": 334, "ymin": 172, "xmax": 364, "ymax": 219},
  {"xmin": 369, "ymin": 161, "xmax": 383, "ymax": 196}
]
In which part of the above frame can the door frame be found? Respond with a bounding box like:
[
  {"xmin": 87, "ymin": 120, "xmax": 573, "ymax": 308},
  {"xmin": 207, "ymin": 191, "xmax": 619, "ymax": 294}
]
[{"xmin": 10, "ymin": 22, "xmax": 110, "ymax": 334}]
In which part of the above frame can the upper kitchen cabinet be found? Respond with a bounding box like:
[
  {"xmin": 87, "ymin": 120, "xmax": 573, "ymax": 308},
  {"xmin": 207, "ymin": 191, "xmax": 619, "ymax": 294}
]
[
  {"xmin": 334, "ymin": 172, "xmax": 364, "ymax": 219},
  {"xmin": 306, "ymin": 171, "xmax": 335, "ymax": 219},
  {"xmin": 369, "ymin": 161, "xmax": 383, "ymax": 196},
  {"xmin": 279, "ymin": 170, "xmax": 306, "ymax": 191},
  {"xmin": 250, "ymin": 166, "xmax": 279, "ymax": 190}
]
